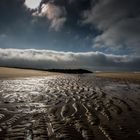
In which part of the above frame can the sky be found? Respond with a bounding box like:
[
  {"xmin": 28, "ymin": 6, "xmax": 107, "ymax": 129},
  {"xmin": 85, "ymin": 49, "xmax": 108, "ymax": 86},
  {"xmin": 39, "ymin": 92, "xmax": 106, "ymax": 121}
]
[{"xmin": 0, "ymin": 0, "xmax": 140, "ymax": 71}]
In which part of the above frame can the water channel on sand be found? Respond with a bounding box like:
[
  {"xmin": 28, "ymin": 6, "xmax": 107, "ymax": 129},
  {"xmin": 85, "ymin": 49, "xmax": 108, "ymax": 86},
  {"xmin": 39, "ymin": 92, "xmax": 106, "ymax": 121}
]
[{"xmin": 0, "ymin": 74, "xmax": 140, "ymax": 140}]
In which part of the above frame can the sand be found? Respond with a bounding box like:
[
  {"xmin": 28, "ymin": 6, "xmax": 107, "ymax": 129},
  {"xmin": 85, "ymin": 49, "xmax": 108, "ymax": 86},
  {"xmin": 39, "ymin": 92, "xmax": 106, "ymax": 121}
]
[
  {"xmin": 0, "ymin": 74, "xmax": 140, "ymax": 140},
  {"xmin": 95, "ymin": 72, "xmax": 140, "ymax": 83},
  {"xmin": 0, "ymin": 67, "xmax": 58, "ymax": 79}
]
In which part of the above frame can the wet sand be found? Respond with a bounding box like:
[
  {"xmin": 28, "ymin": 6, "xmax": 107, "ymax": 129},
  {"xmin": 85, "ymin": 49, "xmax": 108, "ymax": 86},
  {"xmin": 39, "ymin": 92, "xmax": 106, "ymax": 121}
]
[{"xmin": 0, "ymin": 74, "xmax": 140, "ymax": 140}]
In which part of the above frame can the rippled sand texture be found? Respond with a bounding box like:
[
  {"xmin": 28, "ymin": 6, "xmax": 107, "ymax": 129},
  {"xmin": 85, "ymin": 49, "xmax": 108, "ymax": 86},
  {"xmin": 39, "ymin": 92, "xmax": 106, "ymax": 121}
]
[{"xmin": 0, "ymin": 74, "xmax": 140, "ymax": 140}]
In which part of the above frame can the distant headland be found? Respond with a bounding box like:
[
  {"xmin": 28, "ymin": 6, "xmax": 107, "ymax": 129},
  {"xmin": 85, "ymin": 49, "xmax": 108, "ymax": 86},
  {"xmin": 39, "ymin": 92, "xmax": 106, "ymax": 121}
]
[{"xmin": 45, "ymin": 69, "xmax": 92, "ymax": 74}]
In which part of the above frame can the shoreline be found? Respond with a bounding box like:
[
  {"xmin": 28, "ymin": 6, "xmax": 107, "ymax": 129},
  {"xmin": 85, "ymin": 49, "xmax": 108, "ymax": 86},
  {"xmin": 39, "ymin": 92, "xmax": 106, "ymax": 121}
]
[{"xmin": 0, "ymin": 67, "xmax": 140, "ymax": 83}]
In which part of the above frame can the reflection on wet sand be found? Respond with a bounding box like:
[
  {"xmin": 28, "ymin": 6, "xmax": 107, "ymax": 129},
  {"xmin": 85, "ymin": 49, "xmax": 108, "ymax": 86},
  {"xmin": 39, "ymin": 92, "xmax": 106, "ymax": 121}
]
[{"xmin": 0, "ymin": 74, "xmax": 140, "ymax": 140}]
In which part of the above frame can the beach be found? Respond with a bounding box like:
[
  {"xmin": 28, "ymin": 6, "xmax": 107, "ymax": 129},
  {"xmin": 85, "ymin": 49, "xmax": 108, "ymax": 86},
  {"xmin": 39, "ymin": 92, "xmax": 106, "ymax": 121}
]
[{"xmin": 0, "ymin": 69, "xmax": 140, "ymax": 139}]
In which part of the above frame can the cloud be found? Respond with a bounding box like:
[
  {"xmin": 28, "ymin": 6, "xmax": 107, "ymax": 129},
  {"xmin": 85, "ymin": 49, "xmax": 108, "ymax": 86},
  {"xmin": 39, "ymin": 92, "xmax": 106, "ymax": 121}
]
[
  {"xmin": 0, "ymin": 48, "xmax": 140, "ymax": 71},
  {"xmin": 0, "ymin": 0, "xmax": 139, "ymax": 56},
  {"xmin": 34, "ymin": 2, "xmax": 66, "ymax": 31},
  {"xmin": 82, "ymin": 0, "xmax": 140, "ymax": 53}
]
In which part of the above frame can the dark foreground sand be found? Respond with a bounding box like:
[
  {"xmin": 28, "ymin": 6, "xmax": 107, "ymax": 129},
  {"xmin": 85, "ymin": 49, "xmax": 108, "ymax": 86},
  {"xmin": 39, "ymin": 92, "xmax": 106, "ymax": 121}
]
[{"xmin": 0, "ymin": 71, "xmax": 140, "ymax": 140}]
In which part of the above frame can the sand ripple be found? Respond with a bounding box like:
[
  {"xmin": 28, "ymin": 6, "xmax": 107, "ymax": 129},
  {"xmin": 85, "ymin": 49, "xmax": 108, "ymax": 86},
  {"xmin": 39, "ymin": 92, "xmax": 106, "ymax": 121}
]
[{"xmin": 0, "ymin": 74, "xmax": 140, "ymax": 140}]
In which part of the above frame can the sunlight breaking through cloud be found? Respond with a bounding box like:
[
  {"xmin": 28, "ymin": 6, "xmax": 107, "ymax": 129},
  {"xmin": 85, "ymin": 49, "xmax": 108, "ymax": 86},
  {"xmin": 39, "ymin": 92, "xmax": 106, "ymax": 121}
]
[{"xmin": 24, "ymin": 0, "xmax": 41, "ymax": 9}]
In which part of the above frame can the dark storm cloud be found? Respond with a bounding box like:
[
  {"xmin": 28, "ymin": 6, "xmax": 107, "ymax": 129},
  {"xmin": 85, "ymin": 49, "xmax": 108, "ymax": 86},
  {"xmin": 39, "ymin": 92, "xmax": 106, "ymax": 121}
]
[
  {"xmin": 1, "ymin": 0, "xmax": 140, "ymax": 54},
  {"xmin": 0, "ymin": 0, "xmax": 140, "ymax": 71},
  {"xmin": 0, "ymin": 0, "xmax": 93, "ymax": 51},
  {"xmin": 83, "ymin": 0, "xmax": 140, "ymax": 54},
  {"xmin": 0, "ymin": 48, "xmax": 140, "ymax": 71}
]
